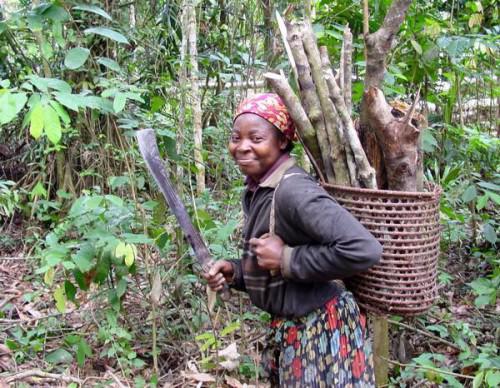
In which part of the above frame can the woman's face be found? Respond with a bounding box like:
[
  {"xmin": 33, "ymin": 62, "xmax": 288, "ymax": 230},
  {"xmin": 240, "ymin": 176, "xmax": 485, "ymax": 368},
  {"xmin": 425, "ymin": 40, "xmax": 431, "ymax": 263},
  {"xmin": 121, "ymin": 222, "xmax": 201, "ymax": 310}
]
[{"xmin": 229, "ymin": 113, "xmax": 288, "ymax": 181}]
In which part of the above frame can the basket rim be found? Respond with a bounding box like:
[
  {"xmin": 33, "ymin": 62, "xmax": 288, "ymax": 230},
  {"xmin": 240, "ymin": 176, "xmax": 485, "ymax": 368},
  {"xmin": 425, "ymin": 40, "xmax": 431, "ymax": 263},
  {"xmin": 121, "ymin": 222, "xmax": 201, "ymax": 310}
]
[{"xmin": 322, "ymin": 182, "xmax": 442, "ymax": 199}]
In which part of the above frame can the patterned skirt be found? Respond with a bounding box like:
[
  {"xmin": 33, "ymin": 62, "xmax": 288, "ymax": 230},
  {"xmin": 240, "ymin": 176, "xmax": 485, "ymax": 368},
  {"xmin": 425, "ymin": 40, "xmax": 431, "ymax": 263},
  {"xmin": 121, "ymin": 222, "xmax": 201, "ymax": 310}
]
[{"xmin": 261, "ymin": 291, "xmax": 375, "ymax": 387}]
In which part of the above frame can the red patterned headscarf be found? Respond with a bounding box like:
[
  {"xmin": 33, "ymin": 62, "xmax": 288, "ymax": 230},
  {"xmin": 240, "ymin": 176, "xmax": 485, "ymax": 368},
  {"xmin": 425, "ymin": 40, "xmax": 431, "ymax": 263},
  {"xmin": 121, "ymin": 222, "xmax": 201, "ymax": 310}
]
[{"xmin": 234, "ymin": 93, "xmax": 297, "ymax": 141}]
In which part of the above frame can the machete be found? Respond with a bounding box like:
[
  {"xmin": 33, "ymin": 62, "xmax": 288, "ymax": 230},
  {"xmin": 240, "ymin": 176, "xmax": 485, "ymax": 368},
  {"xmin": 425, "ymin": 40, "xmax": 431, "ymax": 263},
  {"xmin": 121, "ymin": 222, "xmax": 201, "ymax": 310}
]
[{"xmin": 136, "ymin": 128, "xmax": 228, "ymax": 294}]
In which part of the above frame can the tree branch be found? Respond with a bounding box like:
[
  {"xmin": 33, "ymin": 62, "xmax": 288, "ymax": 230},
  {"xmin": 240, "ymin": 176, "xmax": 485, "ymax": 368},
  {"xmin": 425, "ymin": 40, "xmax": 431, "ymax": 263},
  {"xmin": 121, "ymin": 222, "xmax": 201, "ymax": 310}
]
[{"xmin": 364, "ymin": 0, "xmax": 413, "ymax": 89}]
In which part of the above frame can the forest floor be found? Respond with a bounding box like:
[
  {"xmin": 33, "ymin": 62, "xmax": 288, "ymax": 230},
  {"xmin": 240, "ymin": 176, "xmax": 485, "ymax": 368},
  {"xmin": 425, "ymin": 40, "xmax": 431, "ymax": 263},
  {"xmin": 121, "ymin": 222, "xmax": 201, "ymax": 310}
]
[{"xmin": 0, "ymin": 226, "xmax": 498, "ymax": 387}]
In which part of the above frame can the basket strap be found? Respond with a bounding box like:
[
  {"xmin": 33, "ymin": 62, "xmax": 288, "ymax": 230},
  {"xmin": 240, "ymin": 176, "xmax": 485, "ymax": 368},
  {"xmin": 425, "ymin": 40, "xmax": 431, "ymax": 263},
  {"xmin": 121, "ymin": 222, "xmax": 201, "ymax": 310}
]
[{"xmin": 269, "ymin": 172, "xmax": 303, "ymax": 236}]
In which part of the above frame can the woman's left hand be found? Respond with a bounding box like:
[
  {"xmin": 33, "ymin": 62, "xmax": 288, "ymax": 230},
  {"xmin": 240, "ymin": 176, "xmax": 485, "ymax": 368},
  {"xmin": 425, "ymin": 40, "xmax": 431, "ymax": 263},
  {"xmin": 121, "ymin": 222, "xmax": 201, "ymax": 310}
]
[{"xmin": 249, "ymin": 233, "xmax": 284, "ymax": 272}]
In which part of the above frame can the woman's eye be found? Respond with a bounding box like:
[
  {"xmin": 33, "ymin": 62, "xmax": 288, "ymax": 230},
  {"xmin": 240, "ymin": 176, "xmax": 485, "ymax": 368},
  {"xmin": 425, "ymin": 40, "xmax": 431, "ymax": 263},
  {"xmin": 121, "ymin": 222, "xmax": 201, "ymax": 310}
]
[
  {"xmin": 230, "ymin": 134, "xmax": 240, "ymax": 142},
  {"xmin": 252, "ymin": 136, "xmax": 263, "ymax": 142}
]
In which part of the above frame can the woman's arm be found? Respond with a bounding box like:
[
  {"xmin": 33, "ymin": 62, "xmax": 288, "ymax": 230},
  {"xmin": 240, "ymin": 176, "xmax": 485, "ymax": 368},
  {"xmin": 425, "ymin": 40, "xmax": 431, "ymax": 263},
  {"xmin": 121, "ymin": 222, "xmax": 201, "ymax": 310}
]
[{"xmin": 278, "ymin": 175, "xmax": 382, "ymax": 282}]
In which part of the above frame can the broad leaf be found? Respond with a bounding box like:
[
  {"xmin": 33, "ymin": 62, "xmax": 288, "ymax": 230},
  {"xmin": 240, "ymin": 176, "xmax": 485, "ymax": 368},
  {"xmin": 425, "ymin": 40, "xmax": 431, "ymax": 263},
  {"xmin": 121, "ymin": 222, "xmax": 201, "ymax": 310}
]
[
  {"xmin": 29, "ymin": 103, "xmax": 44, "ymax": 139},
  {"xmin": 42, "ymin": 105, "xmax": 62, "ymax": 144},
  {"xmin": 73, "ymin": 4, "xmax": 112, "ymax": 20},
  {"xmin": 84, "ymin": 27, "xmax": 129, "ymax": 44},
  {"xmin": 462, "ymin": 185, "xmax": 477, "ymax": 203},
  {"xmin": 76, "ymin": 338, "xmax": 92, "ymax": 367},
  {"xmin": 54, "ymin": 286, "xmax": 66, "ymax": 313},
  {"xmin": 482, "ymin": 224, "xmax": 497, "ymax": 244},
  {"xmin": 46, "ymin": 348, "xmax": 73, "ymax": 364},
  {"xmin": 54, "ymin": 92, "xmax": 82, "ymax": 111},
  {"xmin": 64, "ymin": 47, "xmax": 90, "ymax": 69},
  {"xmin": 113, "ymin": 93, "xmax": 127, "ymax": 113},
  {"xmin": 0, "ymin": 92, "xmax": 27, "ymax": 125},
  {"xmin": 49, "ymin": 100, "xmax": 70, "ymax": 124},
  {"xmin": 97, "ymin": 57, "xmax": 121, "ymax": 72}
]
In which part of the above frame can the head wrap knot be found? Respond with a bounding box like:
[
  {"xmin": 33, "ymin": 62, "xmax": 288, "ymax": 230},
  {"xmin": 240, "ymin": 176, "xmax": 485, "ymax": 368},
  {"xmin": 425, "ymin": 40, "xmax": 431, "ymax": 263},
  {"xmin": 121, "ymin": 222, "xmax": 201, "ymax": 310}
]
[{"xmin": 234, "ymin": 93, "xmax": 296, "ymax": 141}]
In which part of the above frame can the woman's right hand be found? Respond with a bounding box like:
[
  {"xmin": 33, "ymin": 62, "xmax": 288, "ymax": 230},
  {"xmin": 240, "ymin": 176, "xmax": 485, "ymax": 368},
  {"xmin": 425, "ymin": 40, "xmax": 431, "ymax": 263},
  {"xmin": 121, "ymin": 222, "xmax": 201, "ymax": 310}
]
[{"xmin": 203, "ymin": 260, "xmax": 234, "ymax": 291}]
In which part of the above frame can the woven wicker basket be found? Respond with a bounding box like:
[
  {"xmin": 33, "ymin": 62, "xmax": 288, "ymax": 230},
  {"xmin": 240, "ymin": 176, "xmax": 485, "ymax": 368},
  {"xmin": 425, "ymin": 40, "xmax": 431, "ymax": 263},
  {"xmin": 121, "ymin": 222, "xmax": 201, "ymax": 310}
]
[{"xmin": 323, "ymin": 183, "xmax": 441, "ymax": 316}]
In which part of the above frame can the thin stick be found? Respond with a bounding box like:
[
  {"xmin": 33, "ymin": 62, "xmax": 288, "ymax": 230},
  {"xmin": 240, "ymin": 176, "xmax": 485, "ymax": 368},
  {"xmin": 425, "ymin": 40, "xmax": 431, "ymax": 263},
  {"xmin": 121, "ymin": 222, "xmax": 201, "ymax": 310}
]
[
  {"xmin": 3, "ymin": 369, "xmax": 83, "ymax": 384},
  {"xmin": 276, "ymin": 12, "xmax": 298, "ymax": 86},
  {"xmin": 342, "ymin": 25, "xmax": 353, "ymax": 115},
  {"xmin": 388, "ymin": 319, "xmax": 460, "ymax": 350},
  {"xmin": 382, "ymin": 357, "xmax": 474, "ymax": 380}
]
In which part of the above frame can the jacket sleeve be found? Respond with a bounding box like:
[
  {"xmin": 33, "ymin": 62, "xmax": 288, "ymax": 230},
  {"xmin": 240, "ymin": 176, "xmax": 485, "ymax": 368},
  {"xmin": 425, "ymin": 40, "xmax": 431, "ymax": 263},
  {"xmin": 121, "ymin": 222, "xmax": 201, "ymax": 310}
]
[
  {"xmin": 278, "ymin": 175, "xmax": 382, "ymax": 282},
  {"xmin": 229, "ymin": 259, "xmax": 246, "ymax": 292}
]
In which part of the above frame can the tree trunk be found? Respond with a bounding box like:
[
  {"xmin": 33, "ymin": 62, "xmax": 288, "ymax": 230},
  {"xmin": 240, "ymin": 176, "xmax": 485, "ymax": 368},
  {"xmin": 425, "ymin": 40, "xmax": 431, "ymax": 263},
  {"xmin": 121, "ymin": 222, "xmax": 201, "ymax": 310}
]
[
  {"xmin": 185, "ymin": 0, "xmax": 205, "ymax": 195},
  {"xmin": 177, "ymin": 2, "xmax": 189, "ymax": 194}
]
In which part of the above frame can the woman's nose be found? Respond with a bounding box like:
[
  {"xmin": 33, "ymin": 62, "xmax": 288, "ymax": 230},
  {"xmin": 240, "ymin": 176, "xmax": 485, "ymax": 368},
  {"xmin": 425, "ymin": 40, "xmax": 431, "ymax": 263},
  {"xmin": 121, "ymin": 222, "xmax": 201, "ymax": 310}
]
[{"xmin": 237, "ymin": 139, "xmax": 251, "ymax": 152}]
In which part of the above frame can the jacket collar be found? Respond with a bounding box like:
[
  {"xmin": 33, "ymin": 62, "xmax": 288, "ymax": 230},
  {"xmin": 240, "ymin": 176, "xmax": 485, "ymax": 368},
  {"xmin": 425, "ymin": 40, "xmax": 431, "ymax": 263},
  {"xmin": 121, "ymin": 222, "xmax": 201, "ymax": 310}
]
[{"xmin": 259, "ymin": 157, "xmax": 296, "ymax": 188}]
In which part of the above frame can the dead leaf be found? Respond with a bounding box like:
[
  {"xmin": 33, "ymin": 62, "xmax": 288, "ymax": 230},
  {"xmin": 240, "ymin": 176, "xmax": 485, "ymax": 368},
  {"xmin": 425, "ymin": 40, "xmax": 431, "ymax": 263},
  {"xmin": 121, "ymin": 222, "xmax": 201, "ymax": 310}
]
[
  {"xmin": 0, "ymin": 345, "xmax": 11, "ymax": 357},
  {"xmin": 151, "ymin": 272, "xmax": 162, "ymax": 306},
  {"xmin": 220, "ymin": 359, "xmax": 239, "ymax": 370},
  {"xmin": 187, "ymin": 360, "xmax": 199, "ymax": 373},
  {"xmin": 207, "ymin": 285, "xmax": 216, "ymax": 312},
  {"xmin": 181, "ymin": 371, "xmax": 216, "ymax": 383},
  {"xmin": 219, "ymin": 342, "xmax": 239, "ymax": 360},
  {"xmin": 225, "ymin": 376, "xmax": 244, "ymax": 388}
]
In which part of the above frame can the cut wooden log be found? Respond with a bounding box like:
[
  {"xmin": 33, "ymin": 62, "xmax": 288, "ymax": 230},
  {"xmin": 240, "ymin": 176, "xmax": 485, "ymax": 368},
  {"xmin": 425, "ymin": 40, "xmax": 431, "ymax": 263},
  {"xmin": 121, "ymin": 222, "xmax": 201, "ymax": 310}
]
[
  {"xmin": 319, "ymin": 46, "xmax": 359, "ymax": 187},
  {"xmin": 302, "ymin": 23, "xmax": 350, "ymax": 186},
  {"xmin": 285, "ymin": 22, "xmax": 331, "ymax": 180},
  {"xmin": 263, "ymin": 72, "xmax": 325, "ymax": 181},
  {"xmin": 320, "ymin": 49, "xmax": 377, "ymax": 189},
  {"xmin": 363, "ymin": 87, "xmax": 421, "ymax": 191}
]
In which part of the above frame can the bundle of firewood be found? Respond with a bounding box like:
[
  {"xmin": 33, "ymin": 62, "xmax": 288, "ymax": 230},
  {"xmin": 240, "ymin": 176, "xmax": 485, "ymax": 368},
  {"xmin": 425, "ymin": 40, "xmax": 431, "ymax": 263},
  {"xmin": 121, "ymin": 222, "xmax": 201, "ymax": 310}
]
[{"xmin": 264, "ymin": 21, "xmax": 376, "ymax": 189}]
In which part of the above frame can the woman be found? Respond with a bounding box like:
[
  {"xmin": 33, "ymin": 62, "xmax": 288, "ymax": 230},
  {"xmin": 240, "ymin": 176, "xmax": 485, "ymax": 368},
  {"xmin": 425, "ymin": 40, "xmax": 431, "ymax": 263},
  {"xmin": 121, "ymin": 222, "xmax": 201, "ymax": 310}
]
[{"xmin": 204, "ymin": 93, "xmax": 382, "ymax": 387}]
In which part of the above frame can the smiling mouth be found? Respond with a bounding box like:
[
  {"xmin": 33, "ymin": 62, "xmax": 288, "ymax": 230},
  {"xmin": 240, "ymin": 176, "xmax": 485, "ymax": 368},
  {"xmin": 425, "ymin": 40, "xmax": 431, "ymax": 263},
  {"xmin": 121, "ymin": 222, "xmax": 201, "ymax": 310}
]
[{"xmin": 236, "ymin": 159, "xmax": 255, "ymax": 166}]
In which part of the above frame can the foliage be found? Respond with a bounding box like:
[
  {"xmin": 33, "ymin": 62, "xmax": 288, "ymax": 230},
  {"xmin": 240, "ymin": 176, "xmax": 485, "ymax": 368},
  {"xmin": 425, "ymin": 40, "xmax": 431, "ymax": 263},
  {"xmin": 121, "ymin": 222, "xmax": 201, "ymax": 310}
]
[{"xmin": 0, "ymin": 0, "xmax": 498, "ymax": 386}]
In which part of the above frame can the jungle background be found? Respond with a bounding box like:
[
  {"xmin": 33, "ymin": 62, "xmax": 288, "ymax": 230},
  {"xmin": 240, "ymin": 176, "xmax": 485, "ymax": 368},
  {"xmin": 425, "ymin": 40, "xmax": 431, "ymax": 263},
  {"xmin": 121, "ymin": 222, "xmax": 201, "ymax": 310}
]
[{"xmin": 0, "ymin": 0, "xmax": 498, "ymax": 386}]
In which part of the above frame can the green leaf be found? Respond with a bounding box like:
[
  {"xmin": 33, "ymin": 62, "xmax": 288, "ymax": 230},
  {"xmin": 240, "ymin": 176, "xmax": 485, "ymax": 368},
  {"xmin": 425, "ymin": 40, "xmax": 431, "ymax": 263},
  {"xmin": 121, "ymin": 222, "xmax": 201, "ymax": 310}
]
[
  {"xmin": 474, "ymin": 294, "xmax": 491, "ymax": 307},
  {"xmin": 72, "ymin": 245, "xmax": 95, "ymax": 273},
  {"xmin": 0, "ymin": 92, "xmax": 27, "ymax": 125},
  {"xmin": 97, "ymin": 57, "xmax": 122, "ymax": 72},
  {"xmin": 64, "ymin": 47, "xmax": 90, "ymax": 69},
  {"xmin": 477, "ymin": 181, "xmax": 500, "ymax": 192},
  {"xmin": 115, "ymin": 242, "xmax": 136, "ymax": 267},
  {"xmin": 411, "ymin": 39, "xmax": 423, "ymax": 54},
  {"xmin": 76, "ymin": 338, "xmax": 92, "ymax": 367},
  {"xmin": 46, "ymin": 78, "xmax": 72, "ymax": 93},
  {"xmin": 42, "ymin": 4, "xmax": 70, "ymax": 22},
  {"xmin": 43, "ymin": 105, "xmax": 62, "ymax": 144},
  {"xmin": 121, "ymin": 233, "xmax": 152, "ymax": 244},
  {"xmin": 476, "ymin": 194, "xmax": 488, "ymax": 210},
  {"xmin": 46, "ymin": 348, "xmax": 73, "ymax": 364},
  {"xmin": 113, "ymin": 93, "xmax": 127, "ymax": 113},
  {"xmin": 108, "ymin": 175, "xmax": 129, "ymax": 189},
  {"xmin": 49, "ymin": 100, "xmax": 70, "ymax": 125},
  {"xmin": 54, "ymin": 286, "xmax": 66, "ymax": 313},
  {"xmin": 462, "ymin": 185, "xmax": 477, "ymax": 203},
  {"xmin": 486, "ymin": 190, "xmax": 500, "ymax": 205},
  {"xmin": 486, "ymin": 371, "xmax": 500, "ymax": 387},
  {"xmin": 73, "ymin": 4, "xmax": 112, "ymax": 21},
  {"xmin": 64, "ymin": 280, "xmax": 77, "ymax": 302},
  {"xmin": 53, "ymin": 92, "xmax": 81, "ymax": 111},
  {"xmin": 84, "ymin": 27, "xmax": 129, "ymax": 44},
  {"xmin": 31, "ymin": 181, "xmax": 47, "ymax": 199},
  {"xmin": 116, "ymin": 278, "xmax": 128, "ymax": 298},
  {"xmin": 473, "ymin": 371, "xmax": 484, "ymax": 388},
  {"xmin": 41, "ymin": 41, "xmax": 53, "ymax": 60},
  {"xmin": 482, "ymin": 224, "xmax": 497, "ymax": 244},
  {"xmin": 30, "ymin": 103, "xmax": 44, "ymax": 139}
]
